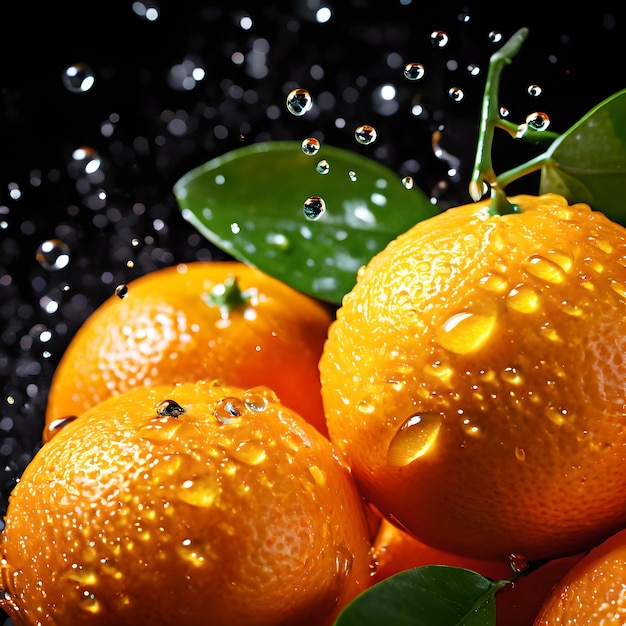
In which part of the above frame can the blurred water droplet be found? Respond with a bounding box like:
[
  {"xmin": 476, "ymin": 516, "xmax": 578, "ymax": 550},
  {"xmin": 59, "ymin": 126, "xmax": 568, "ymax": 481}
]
[
  {"xmin": 334, "ymin": 544, "xmax": 354, "ymax": 577},
  {"xmin": 523, "ymin": 254, "xmax": 565, "ymax": 283},
  {"xmin": 214, "ymin": 396, "xmax": 247, "ymax": 424},
  {"xmin": 156, "ymin": 399, "xmax": 186, "ymax": 418},
  {"xmin": 387, "ymin": 412, "xmax": 443, "ymax": 467},
  {"xmin": 508, "ymin": 553, "xmax": 529, "ymax": 573},
  {"xmin": 316, "ymin": 159, "xmax": 330, "ymax": 174},
  {"xmin": 286, "ymin": 88, "xmax": 313, "ymax": 116},
  {"xmin": 526, "ymin": 111, "xmax": 550, "ymax": 131},
  {"xmin": 301, "ymin": 137, "xmax": 320, "ymax": 155},
  {"xmin": 354, "ymin": 124, "xmax": 377, "ymax": 145},
  {"xmin": 115, "ymin": 284, "xmax": 128, "ymax": 299},
  {"xmin": 467, "ymin": 63, "xmax": 481, "ymax": 76},
  {"xmin": 499, "ymin": 107, "xmax": 510, "ymax": 118},
  {"xmin": 132, "ymin": 0, "xmax": 160, "ymax": 22},
  {"xmin": 348, "ymin": 170, "xmax": 357, "ymax": 182},
  {"xmin": 506, "ymin": 284, "xmax": 541, "ymax": 314},
  {"xmin": 177, "ymin": 538, "xmax": 212, "ymax": 566},
  {"xmin": 232, "ymin": 439, "xmax": 267, "ymax": 465},
  {"xmin": 435, "ymin": 310, "xmax": 497, "ymax": 355},
  {"xmin": 403, "ymin": 62, "xmax": 425, "ymax": 81},
  {"xmin": 430, "ymin": 30, "xmax": 449, "ymax": 47},
  {"xmin": 514, "ymin": 447, "xmax": 526, "ymax": 462},
  {"xmin": 69, "ymin": 147, "xmax": 102, "ymax": 178},
  {"xmin": 527, "ymin": 84, "xmax": 542, "ymax": 97},
  {"xmin": 488, "ymin": 31, "xmax": 502, "ymax": 43},
  {"xmin": 36, "ymin": 239, "xmax": 71, "ymax": 271},
  {"xmin": 79, "ymin": 592, "xmax": 100, "ymax": 614},
  {"xmin": 303, "ymin": 196, "xmax": 326, "ymax": 220},
  {"xmin": 179, "ymin": 475, "xmax": 219, "ymax": 507},
  {"xmin": 478, "ymin": 272, "xmax": 509, "ymax": 293},
  {"xmin": 62, "ymin": 63, "xmax": 95, "ymax": 93},
  {"xmin": 401, "ymin": 176, "xmax": 414, "ymax": 189}
]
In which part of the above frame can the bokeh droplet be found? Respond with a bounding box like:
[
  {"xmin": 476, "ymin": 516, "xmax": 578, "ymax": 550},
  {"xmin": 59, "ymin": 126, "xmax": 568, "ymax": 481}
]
[
  {"xmin": 36, "ymin": 239, "xmax": 71, "ymax": 271},
  {"xmin": 286, "ymin": 88, "xmax": 313, "ymax": 116},
  {"xmin": 62, "ymin": 63, "xmax": 95, "ymax": 93}
]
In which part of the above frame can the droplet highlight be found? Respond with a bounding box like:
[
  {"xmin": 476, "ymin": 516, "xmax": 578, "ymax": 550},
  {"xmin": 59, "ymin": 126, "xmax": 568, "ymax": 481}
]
[{"xmin": 435, "ymin": 310, "xmax": 497, "ymax": 355}]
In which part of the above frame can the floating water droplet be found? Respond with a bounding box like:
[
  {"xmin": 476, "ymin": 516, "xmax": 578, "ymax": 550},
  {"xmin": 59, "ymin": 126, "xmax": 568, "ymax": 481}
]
[
  {"xmin": 316, "ymin": 159, "xmax": 330, "ymax": 174},
  {"xmin": 62, "ymin": 63, "xmax": 95, "ymax": 93},
  {"xmin": 303, "ymin": 196, "xmax": 326, "ymax": 220},
  {"xmin": 526, "ymin": 111, "xmax": 550, "ymax": 131},
  {"xmin": 44, "ymin": 415, "xmax": 78, "ymax": 442},
  {"xmin": 214, "ymin": 396, "xmax": 247, "ymax": 424},
  {"xmin": 435, "ymin": 310, "xmax": 497, "ymax": 355},
  {"xmin": 115, "ymin": 284, "xmax": 128, "ymax": 299},
  {"xmin": 387, "ymin": 412, "xmax": 443, "ymax": 467},
  {"xmin": 401, "ymin": 176, "xmax": 414, "ymax": 189},
  {"xmin": 36, "ymin": 239, "xmax": 71, "ymax": 271},
  {"xmin": 403, "ymin": 62, "xmax": 425, "ymax": 80},
  {"xmin": 156, "ymin": 399, "xmax": 186, "ymax": 418},
  {"xmin": 286, "ymin": 88, "xmax": 313, "ymax": 116},
  {"xmin": 430, "ymin": 30, "xmax": 449, "ymax": 47},
  {"xmin": 527, "ymin": 84, "xmax": 542, "ymax": 97},
  {"xmin": 448, "ymin": 87, "xmax": 464, "ymax": 102},
  {"xmin": 506, "ymin": 284, "xmax": 541, "ymax": 314},
  {"xmin": 354, "ymin": 124, "xmax": 377, "ymax": 145},
  {"xmin": 348, "ymin": 170, "xmax": 357, "ymax": 182},
  {"xmin": 467, "ymin": 63, "xmax": 481, "ymax": 76},
  {"xmin": 301, "ymin": 137, "xmax": 320, "ymax": 156},
  {"xmin": 488, "ymin": 31, "xmax": 502, "ymax": 43},
  {"xmin": 499, "ymin": 106, "xmax": 510, "ymax": 118}
]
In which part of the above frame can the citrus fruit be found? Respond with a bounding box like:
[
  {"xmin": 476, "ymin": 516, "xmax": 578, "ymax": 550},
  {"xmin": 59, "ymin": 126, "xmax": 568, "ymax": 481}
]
[
  {"xmin": 0, "ymin": 380, "xmax": 374, "ymax": 626},
  {"xmin": 534, "ymin": 527, "xmax": 626, "ymax": 624},
  {"xmin": 320, "ymin": 193, "xmax": 626, "ymax": 562},
  {"xmin": 44, "ymin": 260, "xmax": 333, "ymax": 438},
  {"xmin": 371, "ymin": 518, "xmax": 583, "ymax": 626}
]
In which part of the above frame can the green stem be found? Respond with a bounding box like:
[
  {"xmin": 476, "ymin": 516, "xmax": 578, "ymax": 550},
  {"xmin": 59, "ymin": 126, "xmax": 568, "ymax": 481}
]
[
  {"xmin": 496, "ymin": 153, "xmax": 553, "ymax": 189},
  {"xmin": 204, "ymin": 276, "xmax": 252, "ymax": 318},
  {"xmin": 497, "ymin": 118, "xmax": 560, "ymax": 145},
  {"xmin": 470, "ymin": 27, "xmax": 530, "ymax": 215}
]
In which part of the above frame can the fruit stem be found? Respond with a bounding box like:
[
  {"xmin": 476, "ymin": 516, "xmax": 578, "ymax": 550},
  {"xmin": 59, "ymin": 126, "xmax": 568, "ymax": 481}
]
[
  {"xmin": 204, "ymin": 276, "xmax": 252, "ymax": 318},
  {"xmin": 470, "ymin": 27, "xmax": 531, "ymax": 216}
]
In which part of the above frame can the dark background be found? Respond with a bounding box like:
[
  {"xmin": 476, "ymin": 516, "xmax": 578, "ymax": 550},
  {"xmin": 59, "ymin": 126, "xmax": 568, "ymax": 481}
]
[{"xmin": 0, "ymin": 2, "xmax": 623, "ymax": 619}]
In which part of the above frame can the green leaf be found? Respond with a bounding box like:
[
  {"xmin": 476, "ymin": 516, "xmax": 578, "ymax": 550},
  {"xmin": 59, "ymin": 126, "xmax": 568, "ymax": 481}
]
[
  {"xmin": 333, "ymin": 566, "xmax": 503, "ymax": 626},
  {"xmin": 173, "ymin": 141, "xmax": 437, "ymax": 304},
  {"xmin": 539, "ymin": 89, "xmax": 626, "ymax": 224}
]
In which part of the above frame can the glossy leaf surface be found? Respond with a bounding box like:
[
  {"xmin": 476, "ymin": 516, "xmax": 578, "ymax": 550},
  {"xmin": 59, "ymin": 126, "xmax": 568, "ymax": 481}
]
[
  {"xmin": 540, "ymin": 89, "xmax": 626, "ymax": 223},
  {"xmin": 333, "ymin": 566, "xmax": 501, "ymax": 626},
  {"xmin": 173, "ymin": 141, "xmax": 437, "ymax": 303}
]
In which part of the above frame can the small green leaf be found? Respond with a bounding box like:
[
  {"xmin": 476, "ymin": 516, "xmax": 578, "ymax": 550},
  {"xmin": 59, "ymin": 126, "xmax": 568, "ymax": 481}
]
[
  {"xmin": 539, "ymin": 89, "xmax": 626, "ymax": 223},
  {"xmin": 173, "ymin": 141, "xmax": 436, "ymax": 303},
  {"xmin": 333, "ymin": 566, "xmax": 503, "ymax": 626}
]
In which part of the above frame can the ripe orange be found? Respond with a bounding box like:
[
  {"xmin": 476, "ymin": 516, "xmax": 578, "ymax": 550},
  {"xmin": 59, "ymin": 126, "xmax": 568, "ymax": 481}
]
[
  {"xmin": 45, "ymin": 260, "xmax": 333, "ymax": 438},
  {"xmin": 534, "ymin": 527, "xmax": 626, "ymax": 624},
  {"xmin": 0, "ymin": 380, "xmax": 374, "ymax": 626},
  {"xmin": 372, "ymin": 519, "xmax": 583, "ymax": 626},
  {"xmin": 320, "ymin": 193, "xmax": 626, "ymax": 562}
]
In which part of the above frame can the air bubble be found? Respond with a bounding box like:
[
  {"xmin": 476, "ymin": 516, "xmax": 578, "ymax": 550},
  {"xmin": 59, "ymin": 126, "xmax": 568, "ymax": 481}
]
[
  {"xmin": 430, "ymin": 30, "xmax": 449, "ymax": 47},
  {"xmin": 62, "ymin": 63, "xmax": 95, "ymax": 93},
  {"xmin": 286, "ymin": 88, "xmax": 313, "ymax": 116},
  {"xmin": 156, "ymin": 399, "xmax": 186, "ymax": 418},
  {"xmin": 316, "ymin": 159, "xmax": 330, "ymax": 174},
  {"xmin": 354, "ymin": 124, "xmax": 377, "ymax": 145},
  {"xmin": 403, "ymin": 62, "xmax": 425, "ymax": 81},
  {"xmin": 303, "ymin": 196, "xmax": 326, "ymax": 220},
  {"xmin": 301, "ymin": 137, "xmax": 320, "ymax": 155},
  {"xmin": 526, "ymin": 111, "xmax": 550, "ymax": 131},
  {"xmin": 36, "ymin": 239, "xmax": 71, "ymax": 271},
  {"xmin": 387, "ymin": 412, "xmax": 443, "ymax": 467}
]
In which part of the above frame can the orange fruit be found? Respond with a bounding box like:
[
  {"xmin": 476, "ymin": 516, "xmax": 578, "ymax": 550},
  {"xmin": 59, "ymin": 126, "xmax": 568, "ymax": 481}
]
[
  {"xmin": 372, "ymin": 519, "xmax": 583, "ymax": 626},
  {"xmin": 320, "ymin": 193, "xmax": 626, "ymax": 562},
  {"xmin": 45, "ymin": 260, "xmax": 333, "ymax": 438},
  {"xmin": 534, "ymin": 527, "xmax": 626, "ymax": 624},
  {"xmin": 0, "ymin": 380, "xmax": 374, "ymax": 626}
]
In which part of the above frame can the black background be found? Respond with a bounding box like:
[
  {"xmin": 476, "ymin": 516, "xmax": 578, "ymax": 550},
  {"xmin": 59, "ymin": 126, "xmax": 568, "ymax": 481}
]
[{"xmin": 0, "ymin": 2, "xmax": 623, "ymax": 620}]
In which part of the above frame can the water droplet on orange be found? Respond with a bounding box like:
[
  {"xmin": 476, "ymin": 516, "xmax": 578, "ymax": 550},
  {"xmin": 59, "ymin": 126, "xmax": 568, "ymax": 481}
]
[
  {"xmin": 506, "ymin": 285, "xmax": 541, "ymax": 314},
  {"xmin": 515, "ymin": 447, "xmax": 526, "ymax": 462},
  {"xmin": 179, "ymin": 475, "xmax": 219, "ymax": 508},
  {"xmin": 387, "ymin": 412, "xmax": 443, "ymax": 467},
  {"xmin": 232, "ymin": 440, "xmax": 266, "ymax": 465},
  {"xmin": 523, "ymin": 254, "xmax": 566, "ymax": 284},
  {"xmin": 435, "ymin": 310, "xmax": 497, "ymax": 355},
  {"xmin": 478, "ymin": 272, "xmax": 509, "ymax": 293}
]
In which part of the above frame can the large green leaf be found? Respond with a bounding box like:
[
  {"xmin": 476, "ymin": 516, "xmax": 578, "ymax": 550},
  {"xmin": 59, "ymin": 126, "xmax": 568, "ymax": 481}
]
[
  {"xmin": 333, "ymin": 566, "xmax": 503, "ymax": 626},
  {"xmin": 539, "ymin": 89, "xmax": 626, "ymax": 223},
  {"xmin": 173, "ymin": 141, "xmax": 437, "ymax": 303}
]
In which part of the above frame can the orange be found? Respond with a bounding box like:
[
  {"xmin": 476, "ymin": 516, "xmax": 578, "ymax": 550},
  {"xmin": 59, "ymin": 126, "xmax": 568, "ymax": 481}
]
[
  {"xmin": 0, "ymin": 380, "xmax": 374, "ymax": 625},
  {"xmin": 45, "ymin": 260, "xmax": 333, "ymax": 438},
  {"xmin": 320, "ymin": 193, "xmax": 626, "ymax": 562},
  {"xmin": 534, "ymin": 527, "xmax": 626, "ymax": 624},
  {"xmin": 372, "ymin": 519, "xmax": 583, "ymax": 626}
]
